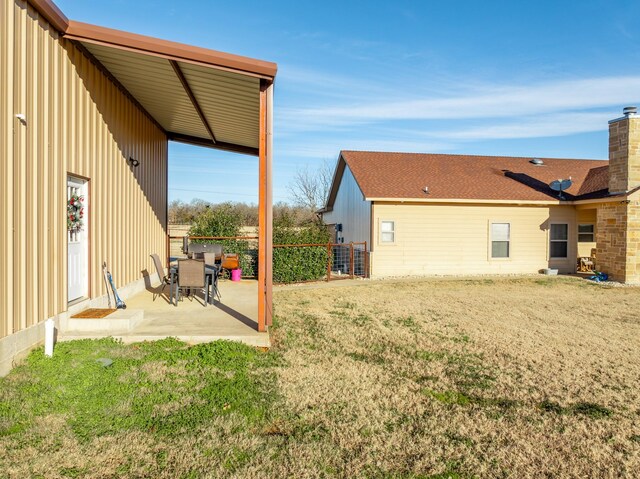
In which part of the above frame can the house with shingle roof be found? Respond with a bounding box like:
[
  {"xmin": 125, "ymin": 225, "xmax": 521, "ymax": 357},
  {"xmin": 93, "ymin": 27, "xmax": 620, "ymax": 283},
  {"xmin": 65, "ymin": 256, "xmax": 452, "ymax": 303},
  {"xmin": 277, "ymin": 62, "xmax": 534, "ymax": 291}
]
[{"xmin": 321, "ymin": 107, "xmax": 640, "ymax": 282}]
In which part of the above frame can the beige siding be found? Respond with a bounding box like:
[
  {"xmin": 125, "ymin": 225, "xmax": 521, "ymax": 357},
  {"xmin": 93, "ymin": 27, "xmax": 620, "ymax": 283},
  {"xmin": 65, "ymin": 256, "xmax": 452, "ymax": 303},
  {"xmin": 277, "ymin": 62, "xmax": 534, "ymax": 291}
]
[
  {"xmin": 322, "ymin": 165, "xmax": 371, "ymax": 244},
  {"xmin": 577, "ymin": 208, "xmax": 597, "ymax": 258},
  {"xmin": 1, "ymin": 0, "xmax": 168, "ymax": 340},
  {"xmin": 371, "ymin": 202, "xmax": 577, "ymax": 277}
]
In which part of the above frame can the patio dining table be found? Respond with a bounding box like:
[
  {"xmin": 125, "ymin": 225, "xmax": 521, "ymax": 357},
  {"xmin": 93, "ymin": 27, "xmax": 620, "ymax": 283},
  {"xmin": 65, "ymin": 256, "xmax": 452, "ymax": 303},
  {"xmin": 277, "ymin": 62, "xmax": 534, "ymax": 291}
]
[{"xmin": 169, "ymin": 263, "xmax": 220, "ymax": 306}]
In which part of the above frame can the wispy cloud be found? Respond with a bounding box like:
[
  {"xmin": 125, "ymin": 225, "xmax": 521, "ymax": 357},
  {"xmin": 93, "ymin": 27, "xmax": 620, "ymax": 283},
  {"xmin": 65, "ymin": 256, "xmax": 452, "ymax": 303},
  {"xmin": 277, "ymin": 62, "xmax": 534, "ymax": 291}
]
[
  {"xmin": 283, "ymin": 76, "xmax": 640, "ymax": 123},
  {"xmin": 278, "ymin": 135, "xmax": 454, "ymax": 162},
  {"xmin": 278, "ymin": 64, "xmax": 393, "ymax": 101},
  {"xmin": 418, "ymin": 111, "xmax": 613, "ymax": 141}
]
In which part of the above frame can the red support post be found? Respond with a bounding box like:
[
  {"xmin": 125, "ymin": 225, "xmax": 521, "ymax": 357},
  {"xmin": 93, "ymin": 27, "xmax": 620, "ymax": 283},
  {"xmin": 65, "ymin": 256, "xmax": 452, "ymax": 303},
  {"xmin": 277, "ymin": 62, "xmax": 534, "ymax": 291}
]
[
  {"xmin": 364, "ymin": 241, "xmax": 369, "ymax": 278},
  {"xmin": 257, "ymin": 83, "xmax": 267, "ymax": 332},
  {"xmin": 349, "ymin": 242, "xmax": 354, "ymax": 279}
]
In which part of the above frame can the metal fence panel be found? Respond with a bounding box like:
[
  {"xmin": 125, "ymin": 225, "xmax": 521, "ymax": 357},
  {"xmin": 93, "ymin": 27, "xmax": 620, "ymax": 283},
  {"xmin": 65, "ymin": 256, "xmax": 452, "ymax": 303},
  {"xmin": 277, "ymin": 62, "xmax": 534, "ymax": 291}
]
[{"xmin": 170, "ymin": 236, "xmax": 368, "ymax": 283}]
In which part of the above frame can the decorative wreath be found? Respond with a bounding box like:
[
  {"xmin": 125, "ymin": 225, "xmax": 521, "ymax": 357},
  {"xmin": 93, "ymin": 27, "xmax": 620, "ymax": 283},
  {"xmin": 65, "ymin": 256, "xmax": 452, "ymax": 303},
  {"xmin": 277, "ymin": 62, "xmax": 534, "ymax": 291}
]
[{"xmin": 67, "ymin": 194, "xmax": 84, "ymax": 232}]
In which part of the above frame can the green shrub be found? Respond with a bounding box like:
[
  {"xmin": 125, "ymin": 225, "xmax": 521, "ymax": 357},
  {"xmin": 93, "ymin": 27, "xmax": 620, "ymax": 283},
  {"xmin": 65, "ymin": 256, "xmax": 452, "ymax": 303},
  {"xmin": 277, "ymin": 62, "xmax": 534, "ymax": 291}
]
[
  {"xmin": 188, "ymin": 203, "xmax": 256, "ymax": 276},
  {"xmin": 189, "ymin": 203, "xmax": 242, "ymax": 238},
  {"xmin": 272, "ymin": 215, "xmax": 331, "ymax": 283},
  {"xmin": 187, "ymin": 207, "xmax": 331, "ymax": 281}
]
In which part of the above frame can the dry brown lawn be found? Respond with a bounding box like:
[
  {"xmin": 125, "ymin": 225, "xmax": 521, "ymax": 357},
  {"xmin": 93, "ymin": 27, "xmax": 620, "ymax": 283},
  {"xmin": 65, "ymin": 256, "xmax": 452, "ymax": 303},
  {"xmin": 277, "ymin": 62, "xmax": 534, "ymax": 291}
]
[
  {"xmin": 270, "ymin": 276, "xmax": 640, "ymax": 478},
  {"xmin": 1, "ymin": 276, "xmax": 639, "ymax": 478}
]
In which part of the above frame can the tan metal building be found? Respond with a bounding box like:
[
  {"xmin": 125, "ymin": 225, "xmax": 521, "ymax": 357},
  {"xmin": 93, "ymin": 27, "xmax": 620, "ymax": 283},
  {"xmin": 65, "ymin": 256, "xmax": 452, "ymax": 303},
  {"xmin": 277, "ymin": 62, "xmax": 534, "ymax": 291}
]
[
  {"xmin": 1, "ymin": 0, "xmax": 276, "ymax": 375},
  {"xmin": 322, "ymin": 109, "xmax": 640, "ymax": 281}
]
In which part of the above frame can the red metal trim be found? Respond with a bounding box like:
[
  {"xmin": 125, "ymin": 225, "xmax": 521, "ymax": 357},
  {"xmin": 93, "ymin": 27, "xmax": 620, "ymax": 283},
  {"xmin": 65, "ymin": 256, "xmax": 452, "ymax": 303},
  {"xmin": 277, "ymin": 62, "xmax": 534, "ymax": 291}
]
[
  {"xmin": 29, "ymin": 0, "xmax": 69, "ymax": 33},
  {"xmin": 174, "ymin": 235, "xmax": 258, "ymax": 240},
  {"xmin": 349, "ymin": 242, "xmax": 354, "ymax": 279},
  {"xmin": 364, "ymin": 241, "xmax": 369, "ymax": 278},
  {"xmin": 64, "ymin": 21, "xmax": 277, "ymax": 79},
  {"xmin": 326, "ymin": 244, "xmax": 332, "ymax": 282},
  {"xmin": 273, "ymin": 242, "xmax": 368, "ymax": 248},
  {"xmin": 167, "ymin": 133, "xmax": 258, "ymax": 157}
]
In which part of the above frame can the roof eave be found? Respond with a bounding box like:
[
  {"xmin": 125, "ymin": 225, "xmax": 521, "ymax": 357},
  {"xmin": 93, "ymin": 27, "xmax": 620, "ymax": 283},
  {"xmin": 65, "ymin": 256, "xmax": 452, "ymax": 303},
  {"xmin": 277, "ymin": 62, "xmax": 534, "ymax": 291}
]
[
  {"xmin": 29, "ymin": 0, "xmax": 69, "ymax": 32},
  {"xmin": 64, "ymin": 20, "xmax": 277, "ymax": 80},
  {"xmin": 367, "ymin": 197, "xmax": 565, "ymax": 205},
  {"xmin": 367, "ymin": 192, "xmax": 634, "ymax": 206}
]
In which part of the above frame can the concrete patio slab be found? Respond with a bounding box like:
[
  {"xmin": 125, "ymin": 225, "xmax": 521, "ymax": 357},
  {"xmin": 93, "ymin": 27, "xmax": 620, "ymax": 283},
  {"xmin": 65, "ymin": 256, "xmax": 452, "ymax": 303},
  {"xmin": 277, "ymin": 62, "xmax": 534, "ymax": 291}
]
[{"xmin": 60, "ymin": 279, "xmax": 269, "ymax": 347}]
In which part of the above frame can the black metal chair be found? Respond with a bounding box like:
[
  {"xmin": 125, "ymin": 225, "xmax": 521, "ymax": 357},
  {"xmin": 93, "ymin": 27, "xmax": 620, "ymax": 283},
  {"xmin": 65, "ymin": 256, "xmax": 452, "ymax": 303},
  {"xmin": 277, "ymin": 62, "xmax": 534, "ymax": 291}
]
[
  {"xmin": 204, "ymin": 253, "xmax": 221, "ymax": 301},
  {"xmin": 189, "ymin": 243, "xmax": 223, "ymax": 261}
]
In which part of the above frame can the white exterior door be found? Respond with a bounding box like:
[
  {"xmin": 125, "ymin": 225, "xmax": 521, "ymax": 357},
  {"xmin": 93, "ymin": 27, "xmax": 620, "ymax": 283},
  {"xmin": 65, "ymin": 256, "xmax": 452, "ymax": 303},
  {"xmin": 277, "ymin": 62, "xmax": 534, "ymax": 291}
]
[{"xmin": 67, "ymin": 177, "xmax": 88, "ymax": 302}]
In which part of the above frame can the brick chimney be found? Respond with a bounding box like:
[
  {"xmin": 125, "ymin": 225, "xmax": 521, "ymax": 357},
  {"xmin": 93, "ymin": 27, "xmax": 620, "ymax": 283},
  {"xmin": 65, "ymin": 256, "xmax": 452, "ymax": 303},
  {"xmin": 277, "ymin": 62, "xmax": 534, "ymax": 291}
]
[{"xmin": 609, "ymin": 106, "xmax": 640, "ymax": 193}]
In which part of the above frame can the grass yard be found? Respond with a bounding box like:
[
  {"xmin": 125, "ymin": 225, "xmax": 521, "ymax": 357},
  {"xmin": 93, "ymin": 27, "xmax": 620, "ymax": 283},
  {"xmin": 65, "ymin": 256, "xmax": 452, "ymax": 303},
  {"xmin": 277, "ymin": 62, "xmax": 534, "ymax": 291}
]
[{"xmin": 1, "ymin": 276, "xmax": 640, "ymax": 478}]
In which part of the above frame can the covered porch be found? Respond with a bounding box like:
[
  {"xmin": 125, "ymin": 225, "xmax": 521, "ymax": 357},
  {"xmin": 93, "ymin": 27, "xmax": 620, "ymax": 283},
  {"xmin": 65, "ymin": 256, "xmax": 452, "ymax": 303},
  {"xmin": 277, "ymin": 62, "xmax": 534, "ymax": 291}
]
[
  {"xmin": 59, "ymin": 18, "xmax": 276, "ymax": 335},
  {"xmin": 61, "ymin": 279, "xmax": 269, "ymax": 347}
]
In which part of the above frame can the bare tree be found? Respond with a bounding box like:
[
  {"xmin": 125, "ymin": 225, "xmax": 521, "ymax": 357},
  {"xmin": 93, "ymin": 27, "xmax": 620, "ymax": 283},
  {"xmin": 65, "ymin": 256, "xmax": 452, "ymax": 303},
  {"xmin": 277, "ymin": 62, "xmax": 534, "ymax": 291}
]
[{"xmin": 289, "ymin": 160, "xmax": 334, "ymax": 211}]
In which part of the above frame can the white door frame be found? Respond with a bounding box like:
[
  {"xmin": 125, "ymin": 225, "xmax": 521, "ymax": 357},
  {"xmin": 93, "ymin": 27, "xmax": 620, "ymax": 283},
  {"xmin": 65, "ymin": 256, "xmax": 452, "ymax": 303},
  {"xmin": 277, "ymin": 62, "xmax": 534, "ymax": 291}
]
[{"xmin": 67, "ymin": 175, "xmax": 89, "ymax": 303}]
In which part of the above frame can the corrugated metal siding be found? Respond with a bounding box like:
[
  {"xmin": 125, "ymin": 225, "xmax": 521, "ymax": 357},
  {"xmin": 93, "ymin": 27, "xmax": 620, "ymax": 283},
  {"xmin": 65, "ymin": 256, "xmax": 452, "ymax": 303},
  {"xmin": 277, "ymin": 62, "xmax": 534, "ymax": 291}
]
[
  {"xmin": 82, "ymin": 43, "xmax": 261, "ymax": 149},
  {"xmin": 82, "ymin": 44, "xmax": 210, "ymax": 139},
  {"xmin": 180, "ymin": 62, "xmax": 260, "ymax": 147},
  {"xmin": 322, "ymin": 165, "xmax": 371, "ymax": 244},
  {"xmin": 1, "ymin": 0, "xmax": 168, "ymax": 339},
  {"xmin": 371, "ymin": 203, "xmax": 578, "ymax": 277}
]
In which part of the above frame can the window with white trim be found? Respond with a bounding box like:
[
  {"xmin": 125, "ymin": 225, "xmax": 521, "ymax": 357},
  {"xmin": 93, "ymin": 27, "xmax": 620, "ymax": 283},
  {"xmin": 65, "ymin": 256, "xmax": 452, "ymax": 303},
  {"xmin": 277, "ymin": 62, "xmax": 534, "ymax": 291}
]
[
  {"xmin": 380, "ymin": 220, "xmax": 395, "ymax": 243},
  {"xmin": 578, "ymin": 224, "xmax": 595, "ymax": 242},
  {"xmin": 491, "ymin": 223, "xmax": 510, "ymax": 258},
  {"xmin": 550, "ymin": 223, "xmax": 568, "ymax": 258}
]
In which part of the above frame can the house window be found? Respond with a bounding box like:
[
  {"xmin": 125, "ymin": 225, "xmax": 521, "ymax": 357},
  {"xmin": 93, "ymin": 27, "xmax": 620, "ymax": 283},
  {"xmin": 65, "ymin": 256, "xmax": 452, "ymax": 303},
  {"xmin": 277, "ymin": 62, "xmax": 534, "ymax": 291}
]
[
  {"xmin": 380, "ymin": 220, "xmax": 395, "ymax": 243},
  {"xmin": 550, "ymin": 223, "xmax": 568, "ymax": 258},
  {"xmin": 491, "ymin": 223, "xmax": 510, "ymax": 258},
  {"xmin": 578, "ymin": 224, "xmax": 595, "ymax": 242}
]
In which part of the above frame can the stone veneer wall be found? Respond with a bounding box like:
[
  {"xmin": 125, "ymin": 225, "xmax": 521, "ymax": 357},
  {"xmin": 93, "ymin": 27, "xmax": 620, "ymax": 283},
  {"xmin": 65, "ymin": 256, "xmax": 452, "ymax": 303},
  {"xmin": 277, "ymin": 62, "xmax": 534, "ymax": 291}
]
[
  {"xmin": 596, "ymin": 203, "xmax": 628, "ymax": 281},
  {"xmin": 596, "ymin": 200, "xmax": 640, "ymax": 283},
  {"xmin": 608, "ymin": 117, "xmax": 640, "ymax": 193},
  {"xmin": 624, "ymin": 201, "xmax": 640, "ymax": 282}
]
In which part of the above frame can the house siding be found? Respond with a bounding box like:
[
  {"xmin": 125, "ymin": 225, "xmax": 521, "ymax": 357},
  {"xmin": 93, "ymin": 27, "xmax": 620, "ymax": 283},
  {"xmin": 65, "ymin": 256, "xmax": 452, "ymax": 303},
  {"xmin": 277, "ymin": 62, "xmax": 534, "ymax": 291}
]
[
  {"xmin": 370, "ymin": 202, "xmax": 577, "ymax": 277},
  {"xmin": 576, "ymin": 208, "xmax": 597, "ymax": 258},
  {"xmin": 322, "ymin": 165, "xmax": 371, "ymax": 245},
  {"xmin": 1, "ymin": 0, "xmax": 168, "ymax": 341}
]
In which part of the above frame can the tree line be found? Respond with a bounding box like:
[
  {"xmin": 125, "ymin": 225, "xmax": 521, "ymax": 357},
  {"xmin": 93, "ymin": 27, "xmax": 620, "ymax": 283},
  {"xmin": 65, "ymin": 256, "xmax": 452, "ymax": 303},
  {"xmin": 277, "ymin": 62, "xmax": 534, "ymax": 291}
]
[
  {"xmin": 170, "ymin": 159, "xmax": 334, "ymax": 227},
  {"xmin": 168, "ymin": 200, "xmax": 319, "ymax": 226}
]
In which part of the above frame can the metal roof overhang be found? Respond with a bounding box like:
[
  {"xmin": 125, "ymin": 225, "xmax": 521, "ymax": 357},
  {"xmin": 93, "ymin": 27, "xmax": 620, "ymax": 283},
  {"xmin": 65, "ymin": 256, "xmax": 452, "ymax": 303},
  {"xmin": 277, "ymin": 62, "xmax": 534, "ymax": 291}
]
[{"xmin": 63, "ymin": 21, "xmax": 277, "ymax": 156}]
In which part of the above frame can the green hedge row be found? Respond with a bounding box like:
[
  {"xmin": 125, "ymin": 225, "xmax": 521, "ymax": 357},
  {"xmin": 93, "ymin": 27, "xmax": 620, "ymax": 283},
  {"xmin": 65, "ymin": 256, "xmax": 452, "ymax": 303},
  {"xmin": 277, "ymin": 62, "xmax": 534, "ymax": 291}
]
[
  {"xmin": 187, "ymin": 205, "xmax": 331, "ymax": 283},
  {"xmin": 272, "ymin": 220, "xmax": 331, "ymax": 283}
]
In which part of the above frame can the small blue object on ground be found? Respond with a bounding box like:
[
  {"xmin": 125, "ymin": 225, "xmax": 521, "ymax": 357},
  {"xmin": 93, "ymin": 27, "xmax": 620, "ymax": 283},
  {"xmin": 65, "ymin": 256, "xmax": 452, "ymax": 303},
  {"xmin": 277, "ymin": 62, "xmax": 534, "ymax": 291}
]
[{"xmin": 588, "ymin": 271, "xmax": 608, "ymax": 282}]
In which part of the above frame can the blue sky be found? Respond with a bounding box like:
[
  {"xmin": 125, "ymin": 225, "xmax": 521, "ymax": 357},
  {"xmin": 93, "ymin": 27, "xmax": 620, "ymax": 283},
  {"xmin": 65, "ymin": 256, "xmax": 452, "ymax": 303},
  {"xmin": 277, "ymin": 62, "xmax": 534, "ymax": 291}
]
[{"xmin": 57, "ymin": 0, "xmax": 640, "ymax": 204}]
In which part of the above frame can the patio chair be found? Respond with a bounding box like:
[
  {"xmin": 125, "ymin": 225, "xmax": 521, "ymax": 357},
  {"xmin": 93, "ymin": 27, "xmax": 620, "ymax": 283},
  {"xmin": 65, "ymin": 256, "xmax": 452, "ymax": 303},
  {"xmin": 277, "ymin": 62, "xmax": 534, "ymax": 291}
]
[
  {"xmin": 204, "ymin": 253, "xmax": 222, "ymax": 301},
  {"xmin": 579, "ymin": 256, "xmax": 594, "ymax": 272},
  {"xmin": 150, "ymin": 253, "xmax": 170, "ymax": 301},
  {"xmin": 174, "ymin": 259, "xmax": 208, "ymax": 306},
  {"xmin": 188, "ymin": 243, "xmax": 223, "ymax": 261}
]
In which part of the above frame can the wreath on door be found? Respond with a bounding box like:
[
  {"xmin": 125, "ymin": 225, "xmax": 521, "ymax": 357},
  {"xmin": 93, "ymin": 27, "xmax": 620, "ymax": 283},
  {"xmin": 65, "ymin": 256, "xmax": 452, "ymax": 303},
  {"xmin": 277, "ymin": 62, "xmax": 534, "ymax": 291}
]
[{"xmin": 67, "ymin": 194, "xmax": 84, "ymax": 232}]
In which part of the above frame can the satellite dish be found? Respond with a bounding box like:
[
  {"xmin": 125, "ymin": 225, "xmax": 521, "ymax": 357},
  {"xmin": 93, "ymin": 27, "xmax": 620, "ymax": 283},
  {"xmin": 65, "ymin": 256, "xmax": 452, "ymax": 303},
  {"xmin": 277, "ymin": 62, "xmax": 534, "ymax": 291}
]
[{"xmin": 549, "ymin": 178, "xmax": 573, "ymax": 199}]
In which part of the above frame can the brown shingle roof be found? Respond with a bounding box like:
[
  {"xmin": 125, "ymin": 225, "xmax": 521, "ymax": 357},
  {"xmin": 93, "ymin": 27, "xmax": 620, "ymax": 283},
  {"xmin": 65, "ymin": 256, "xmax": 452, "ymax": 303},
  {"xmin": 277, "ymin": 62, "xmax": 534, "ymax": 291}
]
[{"xmin": 338, "ymin": 151, "xmax": 610, "ymax": 203}]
